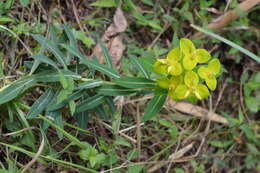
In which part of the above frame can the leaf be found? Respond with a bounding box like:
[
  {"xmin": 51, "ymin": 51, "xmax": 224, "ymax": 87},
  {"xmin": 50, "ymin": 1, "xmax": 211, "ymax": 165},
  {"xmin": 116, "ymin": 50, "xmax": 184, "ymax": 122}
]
[
  {"xmin": 180, "ymin": 38, "xmax": 195, "ymax": 56},
  {"xmin": 75, "ymin": 31, "xmax": 94, "ymax": 48},
  {"xmin": 115, "ymin": 137, "xmax": 132, "ymax": 147},
  {"xmin": 46, "ymin": 110, "xmax": 64, "ymax": 139},
  {"xmin": 191, "ymin": 24, "xmax": 260, "ymax": 63},
  {"xmin": 184, "ymin": 71, "xmax": 199, "ymax": 87},
  {"xmin": 75, "ymin": 95, "xmax": 105, "ymax": 113},
  {"xmin": 142, "ymin": 94, "xmax": 167, "ymax": 122},
  {"xmin": 97, "ymin": 37, "xmax": 113, "ymax": 68},
  {"xmin": 209, "ymin": 140, "xmax": 233, "ymax": 148},
  {"xmin": 62, "ymin": 44, "xmax": 120, "ymax": 78},
  {"xmin": 114, "ymin": 77, "xmax": 156, "ymax": 89},
  {"xmin": 194, "ymin": 84, "xmax": 210, "ymax": 99},
  {"xmin": 0, "ymin": 16, "xmax": 15, "ymax": 24},
  {"xmin": 245, "ymin": 97, "xmax": 259, "ymax": 113},
  {"xmin": 168, "ymin": 61, "xmax": 182, "ymax": 76},
  {"xmin": 97, "ymin": 84, "xmax": 138, "ymax": 96},
  {"xmin": 195, "ymin": 49, "xmax": 211, "ymax": 63},
  {"xmin": 63, "ymin": 25, "xmax": 78, "ymax": 50},
  {"xmin": 174, "ymin": 84, "xmax": 190, "ymax": 99},
  {"xmin": 0, "ymin": 77, "xmax": 36, "ymax": 105},
  {"xmin": 90, "ymin": 0, "xmax": 117, "ymax": 7},
  {"xmin": 31, "ymin": 54, "xmax": 58, "ymax": 69},
  {"xmin": 167, "ymin": 47, "xmax": 181, "ymax": 61},
  {"xmin": 208, "ymin": 58, "xmax": 221, "ymax": 75},
  {"xmin": 206, "ymin": 77, "xmax": 217, "ymax": 91},
  {"xmin": 31, "ymin": 34, "xmax": 67, "ymax": 69},
  {"xmin": 127, "ymin": 165, "xmax": 144, "ymax": 173},
  {"xmin": 77, "ymin": 79, "xmax": 103, "ymax": 90},
  {"xmin": 47, "ymin": 90, "xmax": 85, "ymax": 111},
  {"xmin": 129, "ymin": 55, "xmax": 149, "ymax": 78},
  {"xmin": 0, "ymin": 168, "xmax": 10, "ymax": 173},
  {"xmin": 139, "ymin": 57, "xmax": 156, "ymax": 73},
  {"xmin": 75, "ymin": 111, "xmax": 89, "ymax": 129},
  {"xmin": 19, "ymin": 0, "xmax": 30, "ymax": 7},
  {"xmin": 34, "ymin": 70, "xmax": 81, "ymax": 83},
  {"xmin": 27, "ymin": 88, "xmax": 55, "ymax": 118}
]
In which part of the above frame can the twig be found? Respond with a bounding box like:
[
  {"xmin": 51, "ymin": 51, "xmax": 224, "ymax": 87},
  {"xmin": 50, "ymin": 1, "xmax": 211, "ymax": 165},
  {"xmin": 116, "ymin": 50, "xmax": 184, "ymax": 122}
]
[
  {"xmin": 166, "ymin": 99, "xmax": 228, "ymax": 124},
  {"xmin": 136, "ymin": 105, "xmax": 142, "ymax": 161},
  {"xmin": 193, "ymin": 0, "xmax": 260, "ymax": 38}
]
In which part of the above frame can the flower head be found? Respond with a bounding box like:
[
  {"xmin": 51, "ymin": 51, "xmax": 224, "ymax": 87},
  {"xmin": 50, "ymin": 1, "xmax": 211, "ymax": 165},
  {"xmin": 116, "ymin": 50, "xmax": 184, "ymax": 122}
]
[
  {"xmin": 180, "ymin": 38, "xmax": 211, "ymax": 70},
  {"xmin": 198, "ymin": 58, "xmax": 221, "ymax": 90},
  {"xmin": 174, "ymin": 71, "xmax": 210, "ymax": 100}
]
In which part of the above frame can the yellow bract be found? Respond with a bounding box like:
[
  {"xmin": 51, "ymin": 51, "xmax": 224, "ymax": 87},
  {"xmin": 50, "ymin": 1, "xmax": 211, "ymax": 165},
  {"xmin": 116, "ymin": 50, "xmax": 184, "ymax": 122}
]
[
  {"xmin": 153, "ymin": 38, "xmax": 222, "ymax": 101},
  {"xmin": 180, "ymin": 38, "xmax": 211, "ymax": 70}
]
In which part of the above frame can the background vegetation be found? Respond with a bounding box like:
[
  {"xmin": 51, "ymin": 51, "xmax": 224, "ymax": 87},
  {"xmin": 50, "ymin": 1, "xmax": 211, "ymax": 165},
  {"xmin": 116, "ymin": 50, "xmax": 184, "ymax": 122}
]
[{"xmin": 0, "ymin": 0, "xmax": 259, "ymax": 172}]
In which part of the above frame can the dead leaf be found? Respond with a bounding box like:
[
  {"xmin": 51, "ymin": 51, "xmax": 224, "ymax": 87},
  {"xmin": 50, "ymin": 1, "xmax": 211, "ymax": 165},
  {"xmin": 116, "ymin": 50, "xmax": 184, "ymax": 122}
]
[
  {"xmin": 92, "ymin": 7, "xmax": 127, "ymax": 66},
  {"xmin": 166, "ymin": 99, "xmax": 228, "ymax": 124}
]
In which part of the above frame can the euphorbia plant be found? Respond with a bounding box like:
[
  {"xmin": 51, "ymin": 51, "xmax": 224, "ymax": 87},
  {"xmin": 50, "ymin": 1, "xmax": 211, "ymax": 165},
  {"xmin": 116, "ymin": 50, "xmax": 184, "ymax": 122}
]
[
  {"xmin": 154, "ymin": 38, "xmax": 221, "ymax": 101},
  {"xmin": 0, "ymin": 23, "xmax": 222, "ymax": 132}
]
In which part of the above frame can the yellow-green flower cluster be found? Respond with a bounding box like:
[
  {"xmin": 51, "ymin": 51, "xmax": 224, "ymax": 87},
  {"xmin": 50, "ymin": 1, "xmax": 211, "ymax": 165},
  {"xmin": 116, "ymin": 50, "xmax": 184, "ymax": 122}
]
[{"xmin": 154, "ymin": 38, "xmax": 221, "ymax": 100}]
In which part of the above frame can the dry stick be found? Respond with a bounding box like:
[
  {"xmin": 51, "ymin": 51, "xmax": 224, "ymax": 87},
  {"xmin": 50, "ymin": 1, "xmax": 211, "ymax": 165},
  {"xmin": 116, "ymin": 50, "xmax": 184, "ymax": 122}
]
[
  {"xmin": 70, "ymin": 0, "xmax": 85, "ymax": 32},
  {"xmin": 193, "ymin": 0, "xmax": 260, "ymax": 38},
  {"xmin": 166, "ymin": 99, "xmax": 228, "ymax": 124},
  {"xmin": 136, "ymin": 105, "xmax": 142, "ymax": 161}
]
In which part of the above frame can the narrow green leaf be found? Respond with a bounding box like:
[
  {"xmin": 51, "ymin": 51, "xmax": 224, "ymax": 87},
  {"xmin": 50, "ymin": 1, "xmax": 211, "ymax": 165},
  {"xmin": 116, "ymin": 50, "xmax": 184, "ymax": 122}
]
[
  {"xmin": 27, "ymin": 88, "xmax": 55, "ymax": 118},
  {"xmin": 76, "ymin": 79, "xmax": 103, "ymax": 89},
  {"xmin": 34, "ymin": 70, "xmax": 81, "ymax": 83},
  {"xmin": 39, "ymin": 114, "xmax": 88, "ymax": 149},
  {"xmin": 47, "ymin": 90, "xmax": 85, "ymax": 111},
  {"xmin": 0, "ymin": 77, "xmax": 36, "ymax": 105},
  {"xmin": 191, "ymin": 24, "xmax": 260, "ymax": 63},
  {"xmin": 32, "ymin": 34, "xmax": 67, "ymax": 68},
  {"xmin": 62, "ymin": 44, "xmax": 120, "ymax": 78},
  {"xmin": 129, "ymin": 55, "xmax": 149, "ymax": 78},
  {"xmin": 63, "ymin": 25, "xmax": 78, "ymax": 50},
  {"xmin": 19, "ymin": 0, "xmax": 30, "ymax": 7},
  {"xmin": 96, "ymin": 105, "xmax": 109, "ymax": 120},
  {"xmin": 139, "ymin": 57, "xmax": 156, "ymax": 73},
  {"xmin": 75, "ymin": 111, "xmax": 89, "ymax": 129},
  {"xmin": 97, "ymin": 84, "xmax": 138, "ymax": 96},
  {"xmin": 0, "ymin": 168, "xmax": 10, "ymax": 173},
  {"xmin": 0, "ymin": 142, "xmax": 99, "ymax": 173},
  {"xmin": 90, "ymin": 0, "xmax": 116, "ymax": 7},
  {"xmin": 209, "ymin": 140, "xmax": 233, "ymax": 148},
  {"xmin": 142, "ymin": 94, "xmax": 167, "ymax": 122},
  {"xmin": 114, "ymin": 77, "xmax": 156, "ymax": 89},
  {"xmin": 75, "ymin": 95, "xmax": 105, "ymax": 113},
  {"xmin": 31, "ymin": 54, "xmax": 58, "ymax": 68},
  {"xmin": 45, "ymin": 110, "xmax": 64, "ymax": 139},
  {"xmin": 97, "ymin": 37, "xmax": 113, "ymax": 68}
]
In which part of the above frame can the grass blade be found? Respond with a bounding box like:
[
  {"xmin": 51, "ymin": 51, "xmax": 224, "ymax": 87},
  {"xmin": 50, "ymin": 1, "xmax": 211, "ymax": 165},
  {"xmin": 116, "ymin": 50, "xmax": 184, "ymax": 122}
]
[
  {"xmin": 0, "ymin": 142, "xmax": 99, "ymax": 173},
  {"xmin": 191, "ymin": 24, "xmax": 260, "ymax": 63},
  {"xmin": 142, "ymin": 94, "xmax": 167, "ymax": 122}
]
